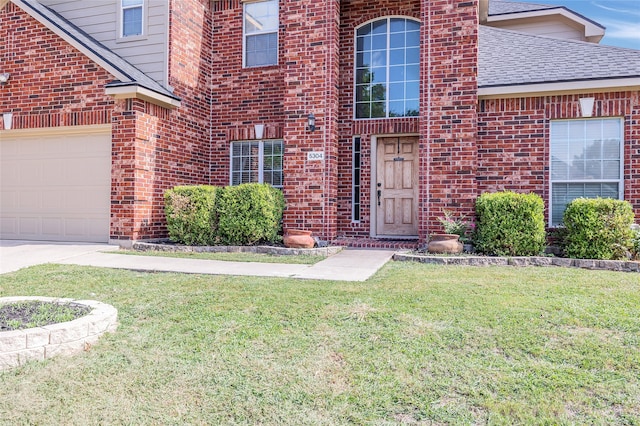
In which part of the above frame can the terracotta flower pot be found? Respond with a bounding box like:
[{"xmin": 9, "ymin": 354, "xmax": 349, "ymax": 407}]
[
  {"xmin": 283, "ymin": 229, "xmax": 315, "ymax": 249},
  {"xmin": 427, "ymin": 234, "xmax": 463, "ymax": 254}
]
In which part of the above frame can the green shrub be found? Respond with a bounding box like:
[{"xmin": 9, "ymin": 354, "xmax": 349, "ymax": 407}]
[
  {"xmin": 631, "ymin": 224, "xmax": 640, "ymax": 260},
  {"xmin": 562, "ymin": 198, "xmax": 634, "ymax": 260},
  {"xmin": 216, "ymin": 183, "xmax": 285, "ymax": 245},
  {"xmin": 164, "ymin": 185, "xmax": 218, "ymax": 245},
  {"xmin": 473, "ymin": 191, "xmax": 546, "ymax": 256}
]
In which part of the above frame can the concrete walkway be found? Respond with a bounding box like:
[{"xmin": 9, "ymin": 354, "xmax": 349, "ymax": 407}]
[{"xmin": 0, "ymin": 241, "xmax": 395, "ymax": 281}]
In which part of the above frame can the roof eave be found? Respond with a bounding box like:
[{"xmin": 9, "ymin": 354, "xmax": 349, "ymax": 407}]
[
  {"xmin": 487, "ymin": 8, "xmax": 605, "ymax": 42},
  {"xmin": 478, "ymin": 77, "xmax": 640, "ymax": 99},
  {"xmin": 105, "ymin": 83, "xmax": 182, "ymax": 108}
]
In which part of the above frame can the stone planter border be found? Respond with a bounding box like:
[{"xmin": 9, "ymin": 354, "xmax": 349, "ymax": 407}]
[
  {"xmin": 0, "ymin": 297, "xmax": 118, "ymax": 371},
  {"xmin": 394, "ymin": 252, "xmax": 640, "ymax": 273},
  {"xmin": 133, "ymin": 240, "xmax": 343, "ymax": 257}
]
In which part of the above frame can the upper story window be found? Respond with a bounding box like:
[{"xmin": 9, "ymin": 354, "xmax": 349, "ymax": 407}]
[
  {"xmin": 121, "ymin": 0, "xmax": 144, "ymax": 38},
  {"xmin": 243, "ymin": 0, "xmax": 279, "ymax": 67},
  {"xmin": 355, "ymin": 18, "xmax": 420, "ymax": 119},
  {"xmin": 550, "ymin": 118, "xmax": 624, "ymax": 226}
]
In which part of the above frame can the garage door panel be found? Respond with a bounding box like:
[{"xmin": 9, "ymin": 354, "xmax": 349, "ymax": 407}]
[{"xmin": 0, "ymin": 127, "xmax": 111, "ymax": 242}]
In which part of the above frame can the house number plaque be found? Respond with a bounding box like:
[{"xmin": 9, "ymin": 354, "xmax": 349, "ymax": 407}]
[{"xmin": 307, "ymin": 151, "xmax": 325, "ymax": 161}]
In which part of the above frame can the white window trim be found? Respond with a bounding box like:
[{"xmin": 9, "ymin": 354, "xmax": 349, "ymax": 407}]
[
  {"xmin": 353, "ymin": 16, "xmax": 421, "ymax": 120},
  {"xmin": 117, "ymin": 0, "xmax": 148, "ymax": 42},
  {"xmin": 548, "ymin": 117, "xmax": 625, "ymax": 227},
  {"xmin": 229, "ymin": 140, "xmax": 284, "ymax": 188},
  {"xmin": 242, "ymin": 0, "xmax": 279, "ymax": 68}
]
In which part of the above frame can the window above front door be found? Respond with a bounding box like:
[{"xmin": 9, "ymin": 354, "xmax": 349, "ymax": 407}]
[{"xmin": 355, "ymin": 17, "xmax": 420, "ymax": 119}]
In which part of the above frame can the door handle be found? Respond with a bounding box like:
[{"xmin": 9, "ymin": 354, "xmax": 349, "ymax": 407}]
[{"xmin": 377, "ymin": 189, "xmax": 381, "ymax": 206}]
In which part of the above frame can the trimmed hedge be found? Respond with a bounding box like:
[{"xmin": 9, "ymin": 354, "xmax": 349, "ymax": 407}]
[
  {"xmin": 217, "ymin": 183, "xmax": 285, "ymax": 245},
  {"xmin": 164, "ymin": 183, "xmax": 285, "ymax": 246},
  {"xmin": 474, "ymin": 191, "xmax": 546, "ymax": 256},
  {"xmin": 164, "ymin": 185, "xmax": 218, "ymax": 246},
  {"xmin": 562, "ymin": 198, "xmax": 634, "ymax": 260}
]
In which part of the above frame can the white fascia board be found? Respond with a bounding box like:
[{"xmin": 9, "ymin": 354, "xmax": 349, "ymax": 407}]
[
  {"xmin": 478, "ymin": 77, "xmax": 640, "ymax": 99},
  {"xmin": 488, "ymin": 8, "xmax": 605, "ymax": 39},
  {"xmin": 104, "ymin": 85, "xmax": 182, "ymax": 108}
]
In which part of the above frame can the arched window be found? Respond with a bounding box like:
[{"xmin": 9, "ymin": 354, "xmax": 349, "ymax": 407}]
[{"xmin": 355, "ymin": 18, "xmax": 420, "ymax": 119}]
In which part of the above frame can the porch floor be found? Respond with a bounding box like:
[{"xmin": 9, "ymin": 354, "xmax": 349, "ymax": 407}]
[{"xmin": 332, "ymin": 237, "xmax": 420, "ymax": 250}]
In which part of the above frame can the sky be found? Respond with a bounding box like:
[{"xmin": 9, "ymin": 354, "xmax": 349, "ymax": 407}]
[{"xmin": 521, "ymin": 0, "xmax": 640, "ymax": 49}]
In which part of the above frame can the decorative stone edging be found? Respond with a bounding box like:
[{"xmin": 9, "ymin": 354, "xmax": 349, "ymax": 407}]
[
  {"xmin": 0, "ymin": 297, "xmax": 118, "ymax": 371},
  {"xmin": 393, "ymin": 253, "xmax": 640, "ymax": 273},
  {"xmin": 133, "ymin": 240, "xmax": 343, "ymax": 257}
]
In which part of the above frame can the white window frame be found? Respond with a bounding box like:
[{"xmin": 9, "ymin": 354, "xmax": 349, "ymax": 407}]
[
  {"xmin": 117, "ymin": 0, "xmax": 147, "ymax": 41},
  {"xmin": 230, "ymin": 140, "xmax": 283, "ymax": 188},
  {"xmin": 353, "ymin": 16, "xmax": 421, "ymax": 120},
  {"xmin": 549, "ymin": 117, "xmax": 624, "ymax": 227},
  {"xmin": 243, "ymin": 0, "xmax": 279, "ymax": 68}
]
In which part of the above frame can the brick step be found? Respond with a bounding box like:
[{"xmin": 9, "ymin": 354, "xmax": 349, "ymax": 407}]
[{"xmin": 332, "ymin": 237, "xmax": 419, "ymax": 250}]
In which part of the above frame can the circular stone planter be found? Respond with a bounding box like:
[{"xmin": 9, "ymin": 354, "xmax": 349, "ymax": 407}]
[{"xmin": 0, "ymin": 297, "xmax": 118, "ymax": 371}]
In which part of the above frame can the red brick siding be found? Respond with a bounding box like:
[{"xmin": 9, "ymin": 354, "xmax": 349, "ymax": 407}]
[
  {"xmin": 0, "ymin": 2, "xmax": 114, "ymax": 130},
  {"xmin": 281, "ymin": 0, "xmax": 340, "ymax": 239},
  {"xmin": 336, "ymin": 1, "xmax": 422, "ymax": 239},
  {"xmin": 420, "ymin": 0, "xmax": 479, "ymax": 239},
  {"xmin": 1, "ymin": 1, "xmax": 213, "ymax": 242},
  {"xmin": 208, "ymin": 0, "xmax": 286, "ymax": 186},
  {"xmin": 478, "ymin": 91, "xmax": 640, "ymax": 223},
  {"xmin": 334, "ymin": 0, "xmax": 479, "ymax": 242}
]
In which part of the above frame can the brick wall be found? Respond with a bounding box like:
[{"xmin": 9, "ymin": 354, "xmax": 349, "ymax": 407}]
[
  {"xmin": 0, "ymin": 2, "xmax": 114, "ymax": 130},
  {"xmin": 281, "ymin": 1, "xmax": 340, "ymax": 239},
  {"xmin": 111, "ymin": 0, "xmax": 213, "ymax": 241},
  {"xmin": 336, "ymin": 0, "xmax": 421, "ymax": 239},
  {"xmin": 208, "ymin": 0, "xmax": 286, "ymax": 185},
  {"xmin": 420, "ymin": 0, "xmax": 479, "ymax": 239},
  {"xmin": 334, "ymin": 0, "xmax": 479, "ymax": 242},
  {"xmin": 478, "ymin": 91, "xmax": 640, "ymax": 223},
  {"xmin": 0, "ymin": 1, "xmax": 213, "ymax": 242}
]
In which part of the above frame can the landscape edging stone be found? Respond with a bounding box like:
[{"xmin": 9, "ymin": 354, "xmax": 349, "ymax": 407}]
[{"xmin": 0, "ymin": 297, "xmax": 118, "ymax": 371}]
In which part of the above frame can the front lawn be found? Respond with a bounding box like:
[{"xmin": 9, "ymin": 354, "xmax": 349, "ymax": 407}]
[{"xmin": 0, "ymin": 263, "xmax": 638, "ymax": 424}]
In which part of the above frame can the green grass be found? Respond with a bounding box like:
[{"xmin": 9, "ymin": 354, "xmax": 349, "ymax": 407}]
[
  {"xmin": 0, "ymin": 263, "xmax": 639, "ymax": 424},
  {"xmin": 114, "ymin": 249, "xmax": 325, "ymax": 265}
]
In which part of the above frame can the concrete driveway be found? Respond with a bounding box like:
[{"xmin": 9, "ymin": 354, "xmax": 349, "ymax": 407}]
[{"xmin": 0, "ymin": 240, "xmax": 117, "ymax": 274}]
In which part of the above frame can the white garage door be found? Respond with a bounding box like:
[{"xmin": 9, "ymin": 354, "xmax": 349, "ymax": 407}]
[{"xmin": 0, "ymin": 125, "xmax": 111, "ymax": 243}]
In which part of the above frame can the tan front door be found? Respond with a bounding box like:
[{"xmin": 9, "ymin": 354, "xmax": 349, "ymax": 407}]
[{"xmin": 376, "ymin": 136, "xmax": 418, "ymax": 236}]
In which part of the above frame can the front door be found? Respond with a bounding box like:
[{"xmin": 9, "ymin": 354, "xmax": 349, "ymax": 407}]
[{"xmin": 376, "ymin": 136, "xmax": 418, "ymax": 236}]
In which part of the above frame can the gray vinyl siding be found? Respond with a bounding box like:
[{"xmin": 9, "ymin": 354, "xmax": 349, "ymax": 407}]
[{"xmin": 40, "ymin": 0, "xmax": 169, "ymax": 87}]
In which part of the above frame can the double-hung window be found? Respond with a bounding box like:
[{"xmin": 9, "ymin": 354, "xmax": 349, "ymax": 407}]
[
  {"xmin": 121, "ymin": 0, "xmax": 144, "ymax": 38},
  {"xmin": 231, "ymin": 140, "xmax": 283, "ymax": 188},
  {"xmin": 550, "ymin": 118, "xmax": 624, "ymax": 226},
  {"xmin": 243, "ymin": 0, "xmax": 279, "ymax": 67},
  {"xmin": 355, "ymin": 18, "xmax": 420, "ymax": 118}
]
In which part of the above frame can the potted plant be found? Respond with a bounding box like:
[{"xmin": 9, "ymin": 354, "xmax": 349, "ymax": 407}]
[{"xmin": 427, "ymin": 210, "xmax": 470, "ymax": 254}]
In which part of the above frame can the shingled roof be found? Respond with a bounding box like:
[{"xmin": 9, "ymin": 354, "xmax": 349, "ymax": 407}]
[
  {"xmin": 16, "ymin": 0, "xmax": 179, "ymax": 103},
  {"xmin": 479, "ymin": 26, "xmax": 640, "ymax": 88},
  {"xmin": 489, "ymin": 0, "xmax": 558, "ymax": 15}
]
